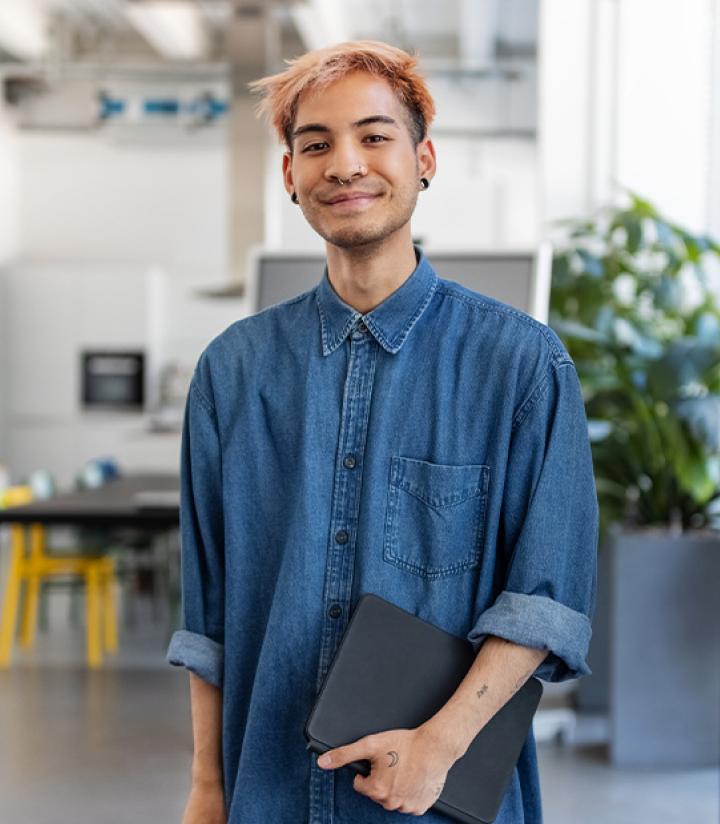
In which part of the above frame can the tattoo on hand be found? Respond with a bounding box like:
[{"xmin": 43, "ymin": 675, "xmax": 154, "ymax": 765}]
[
  {"xmin": 387, "ymin": 751, "xmax": 399, "ymax": 768},
  {"xmin": 476, "ymin": 684, "xmax": 488, "ymax": 699}
]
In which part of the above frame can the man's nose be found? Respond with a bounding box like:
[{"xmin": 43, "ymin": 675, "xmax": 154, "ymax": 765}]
[{"xmin": 324, "ymin": 140, "xmax": 365, "ymax": 183}]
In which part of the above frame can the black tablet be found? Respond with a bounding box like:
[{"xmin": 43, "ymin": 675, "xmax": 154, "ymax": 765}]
[{"xmin": 306, "ymin": 594, "xmax": 542, "ymax": 824}]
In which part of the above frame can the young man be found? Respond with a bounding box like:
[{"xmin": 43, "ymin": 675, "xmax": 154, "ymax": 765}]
[{"xmin": 168, "ymin": 41, "xmax": 597, "ymax": 824}]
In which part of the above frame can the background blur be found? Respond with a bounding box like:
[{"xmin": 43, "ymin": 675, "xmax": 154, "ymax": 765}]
[{"xmin": 0, "ymin": 2, "xmax": 718, "ymax": 823}]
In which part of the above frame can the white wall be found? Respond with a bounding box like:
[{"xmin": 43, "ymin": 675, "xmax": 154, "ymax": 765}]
[
  {"xmin": 0, "ymin": 93, "xmax": 20, "ymax": 468},
  {"xmin": 0, "ymin": 123, "xmax": 236, "ymax": 485},
  {"xmin": 0, "ymin": 97, "xmax": 20, "ymax": 265},
  {"xmin": 18, "ymin": 130, "xmax": 229, "ymax": 270},
  {"xmin": 538, "ymin": 0, "xmax": 594, "ymax": 224},
  {"xmin": 539, "ymin": 0, "xmax": 719, "ymax": 236},
  {"xmin": 614, "ymin": 0, "xmax": 715, "ymax": 234},
  {"xmin": 415, "ymin": 138, "xmax": 539, "ymax": 251}
]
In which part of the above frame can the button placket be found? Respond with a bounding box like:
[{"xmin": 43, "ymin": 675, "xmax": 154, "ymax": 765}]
[
  {"xmin": 317, "ymin": 332, "xmax": 377, "ymax": 680},
  {"xmin": 309, "ymin": 332, "xmax": 377, "ymax": 824}
]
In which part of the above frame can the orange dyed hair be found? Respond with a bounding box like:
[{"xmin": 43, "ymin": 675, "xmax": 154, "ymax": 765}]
[{"xmin": 251, "ymin": 41, "xmax": 436, "ymax": 151}]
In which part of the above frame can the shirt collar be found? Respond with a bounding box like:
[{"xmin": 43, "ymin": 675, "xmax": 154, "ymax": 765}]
[{"xmin": 316, "ymin": 248, "xmax": 438, "ymax": 356}]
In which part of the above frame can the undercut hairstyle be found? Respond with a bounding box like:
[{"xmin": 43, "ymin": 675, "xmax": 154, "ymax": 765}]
[{"xmin": 251, "ymin": 40, "xmax": 436, "ymax": 152}]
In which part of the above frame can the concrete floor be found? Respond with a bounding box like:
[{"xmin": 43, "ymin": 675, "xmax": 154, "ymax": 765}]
[{"xmin": 0, "ymin": 602, "xmax": 718, "ymax": 824}]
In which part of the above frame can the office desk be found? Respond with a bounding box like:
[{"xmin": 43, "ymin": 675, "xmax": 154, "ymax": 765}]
[
  {"xmin": 0, "ymin": 473, "xmax": 180, "ymax": 530},
  {"xmin": 0, "ymin": 474, "xmax": 180, "ymax": 666}
]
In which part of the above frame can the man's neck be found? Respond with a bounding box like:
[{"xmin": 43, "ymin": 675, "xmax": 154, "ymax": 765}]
[{"xmin": 325, "ymin": 234, "xmax": 418, "ymax": 315}]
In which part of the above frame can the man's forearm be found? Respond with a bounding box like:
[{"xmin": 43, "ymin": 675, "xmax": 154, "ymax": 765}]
[
  {"xmin": 188, "ymin": 671, "xmax": 224, "ymax": 788},
  {"xmin": 181, "ymin": 673, "xmax": 226, "ymax": 824},
  {"xmin": 421, "ymin": 636, "xmax": 548, "ymax": 763}
]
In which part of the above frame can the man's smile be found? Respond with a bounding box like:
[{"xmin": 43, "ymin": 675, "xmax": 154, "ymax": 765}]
[{"xmin": 322, "ymin": 190, "xmax": 380, "ymax": 207}]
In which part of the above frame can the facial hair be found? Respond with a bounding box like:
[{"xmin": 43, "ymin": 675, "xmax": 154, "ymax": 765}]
[{"xmin": 299, "ymin": 165, "xmax": 421, "ymax": 251}]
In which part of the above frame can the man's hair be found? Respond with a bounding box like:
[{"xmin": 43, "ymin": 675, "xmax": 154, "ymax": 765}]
[{"xmin": 251, "ymin": 40, "xmax": 436, "ymax": 151}]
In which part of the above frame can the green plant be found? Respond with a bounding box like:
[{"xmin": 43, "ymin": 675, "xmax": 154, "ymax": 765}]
[{"xmin": 550, "ymin": 192, "xmax": 720, "ymax": 532}]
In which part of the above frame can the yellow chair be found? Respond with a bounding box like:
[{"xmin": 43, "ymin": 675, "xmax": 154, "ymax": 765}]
[{"xmin": 0, "ymin": 486, "xmax": 118, "ymax": 668}]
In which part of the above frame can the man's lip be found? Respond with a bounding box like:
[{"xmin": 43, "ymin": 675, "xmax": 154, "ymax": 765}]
[{"xmin": 323, "ymin": 191, "xmax": 378, "ymax": 205}]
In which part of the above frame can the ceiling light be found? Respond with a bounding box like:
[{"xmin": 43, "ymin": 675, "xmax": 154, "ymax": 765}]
[
  {"xmin": 123, "ymin": 1, "xmax": 207, "ymax": 60},
  {"xmin": 290, "ymin": 0, "xmax": 348, "ymax": 52},
  {"xmin": 0, "ymin": 0, "xmax": 48, "ymax": 61}
]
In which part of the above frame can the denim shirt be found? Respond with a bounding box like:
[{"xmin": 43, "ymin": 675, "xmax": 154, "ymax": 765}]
[{"xmin": 167, "ymin": 250, "xmax": 598, "ymax": 824}]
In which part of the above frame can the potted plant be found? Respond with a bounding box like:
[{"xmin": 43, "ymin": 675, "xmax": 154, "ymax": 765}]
[{"xmin": 549, "ymin": 192, "xmax": 720, "ymax": 767}]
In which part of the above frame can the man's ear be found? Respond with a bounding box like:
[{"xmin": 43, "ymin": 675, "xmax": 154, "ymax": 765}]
[
  {"xmin": 282, "ymin": 152, "xmax": 294, "ymax": 196},
  {"xmin": 417, "ymin": 137, "xmax": 437, "ymax": 185}
]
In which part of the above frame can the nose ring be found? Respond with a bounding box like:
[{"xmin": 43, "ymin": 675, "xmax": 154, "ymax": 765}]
[{"xmin": 336, "ymin": 166, "xmax": 366, "ymax": 186}]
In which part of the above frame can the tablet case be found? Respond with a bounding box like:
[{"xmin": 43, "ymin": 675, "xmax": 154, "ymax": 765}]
[{"xmin": 305, "ymin": 594, "xmax": 542, "ymax": 824}]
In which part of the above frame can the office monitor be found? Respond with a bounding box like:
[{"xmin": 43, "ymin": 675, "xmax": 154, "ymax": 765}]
[{"xmin": 253, "ymin": 244, "xmax": 552, "ymax": 324}]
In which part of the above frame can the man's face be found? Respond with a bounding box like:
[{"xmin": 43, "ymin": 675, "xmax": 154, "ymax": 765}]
[{"xmin": 283, "ymin": 72, "xmax": 435, "ymax": 251}]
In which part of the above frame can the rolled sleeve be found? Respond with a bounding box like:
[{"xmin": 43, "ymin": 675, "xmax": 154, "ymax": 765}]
[
  {"xmin": 167, "ymin": 629, "xmax": 224, "ymax": 688},
  {"xmin": 166, "ymin": 362, "xmax": 227, "ymax": 686},
  {"xmin": 468, "ymin": 592, "xmax": 592, "ymax": 681},
  {"xmin": 479, "ymin": 357, "xmax": 598, "ymax": 682}
]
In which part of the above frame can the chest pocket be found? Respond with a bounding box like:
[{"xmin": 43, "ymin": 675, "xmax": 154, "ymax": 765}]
[{"xmin": 383, "ymin": 457, "xmax": 490, "ymax": 580}]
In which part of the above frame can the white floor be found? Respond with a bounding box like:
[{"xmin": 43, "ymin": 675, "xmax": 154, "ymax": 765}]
[{"xmin": 0, "ymin": 598, "xmax": 718, "ymax": 824}]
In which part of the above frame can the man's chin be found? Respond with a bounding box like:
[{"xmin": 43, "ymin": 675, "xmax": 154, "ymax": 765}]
[
  {"xmin": 324, "ymin": 231, "xmax": 383, "ymax": 250},
  {"xmin": 315, "ymin": 220, "xmax": 401, "ymax": 251}
]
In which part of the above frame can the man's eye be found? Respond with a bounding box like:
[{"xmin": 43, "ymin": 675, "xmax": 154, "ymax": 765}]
[
  {"xmin": 365, "ymin": 135, "xmax": 388, "ymax": 143},
  {"xmin": 302, "ymin": 142, "xmax": 329, "ymax": 153}
]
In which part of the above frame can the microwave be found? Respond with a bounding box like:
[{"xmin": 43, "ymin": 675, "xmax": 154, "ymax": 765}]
[{"xmin": 82, "ymin": 351, "xmax": 145, "ymax": 410}]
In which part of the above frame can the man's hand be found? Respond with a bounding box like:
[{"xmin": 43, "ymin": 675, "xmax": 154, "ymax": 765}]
[{"xmin": 318, "ymin": 725, "xmax": 456, "ymax": 816}]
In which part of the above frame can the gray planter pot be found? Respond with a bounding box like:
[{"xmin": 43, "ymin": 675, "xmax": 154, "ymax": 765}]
[{"xmin": 578, "ymin": 525, "xmax": 720, "ymax": 768}]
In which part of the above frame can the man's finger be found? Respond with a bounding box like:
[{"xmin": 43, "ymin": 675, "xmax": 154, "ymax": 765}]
[
  {"xmin": 352, "ymin": 773, "xmax": 371, "ymax": 795},
  {"xmin": 318, "ymin": 739, "xmax": 373, "ymax": 770}
]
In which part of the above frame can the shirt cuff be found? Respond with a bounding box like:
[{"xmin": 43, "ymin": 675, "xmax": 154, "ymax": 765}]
[
  {"xmin": 468, "ymin": 592, "xmax": 592, "ymax": 682},
  {"xmin": 166, "ymin": 630, "xmax": 224, "ymax": 688}
]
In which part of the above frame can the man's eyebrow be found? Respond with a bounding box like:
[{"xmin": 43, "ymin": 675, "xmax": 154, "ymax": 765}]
[
  {"xmin": 292, "ymin": 115, "xmax": 400, "ymax": 140},
  {"xmin": 354, "ymin": 115, "xmax": 399, "ymax": 129},
  {"xmin": 292, "ymin": 123, "xmax": 330, "ymax": 139}
]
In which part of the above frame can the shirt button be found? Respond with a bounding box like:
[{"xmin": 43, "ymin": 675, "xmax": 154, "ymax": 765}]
[
  {"xmin": 335, "ymin": 530, "xmax": 349, "ymax": 545},
  {"xmin": 328, "ymin": 604, "xmax": 343, "ymax": 619},
  {"xmin": 357, "ymin": 320, "xmax": 368, "ymax": 334},
  {"xmin": 343, "ymin": 455, "xmax": 356, "ymax": 469}
]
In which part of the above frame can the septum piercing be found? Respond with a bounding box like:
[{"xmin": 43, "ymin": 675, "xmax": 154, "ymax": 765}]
[{"xmin": 335, "ymin": 166, "xmax": 366, "ymax": 186}]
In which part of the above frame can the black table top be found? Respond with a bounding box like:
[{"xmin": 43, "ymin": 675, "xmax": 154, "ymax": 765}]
[{"xmin": 0, "ymin": 474, "xmax": 180, "ymax": 529}]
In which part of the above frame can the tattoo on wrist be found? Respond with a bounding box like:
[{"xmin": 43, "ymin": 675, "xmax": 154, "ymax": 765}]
[
  {"xmin": 512, "ymin": 669, "xmax": 534, "ymax": 694},
  {"xmin": 387, "ymin": 751, "xmax": 399, "ymax": 768},
  {"xmin": 476, "ymin": 684, "xmax": 489, "ymax": 699}
]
